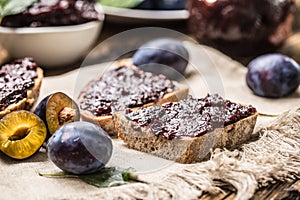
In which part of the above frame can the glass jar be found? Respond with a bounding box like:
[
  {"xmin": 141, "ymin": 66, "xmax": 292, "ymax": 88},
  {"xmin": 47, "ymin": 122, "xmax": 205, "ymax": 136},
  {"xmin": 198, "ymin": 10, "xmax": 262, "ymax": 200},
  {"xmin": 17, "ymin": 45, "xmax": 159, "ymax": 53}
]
[{"xmin": 186, "ymin": 0, "xmax": 296, "ymax": 58}]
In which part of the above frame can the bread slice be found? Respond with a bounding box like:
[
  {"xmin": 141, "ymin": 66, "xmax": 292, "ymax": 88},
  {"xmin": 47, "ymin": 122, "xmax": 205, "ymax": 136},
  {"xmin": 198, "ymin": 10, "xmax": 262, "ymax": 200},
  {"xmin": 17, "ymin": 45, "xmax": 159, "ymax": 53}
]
[
  {"xmin": 115, "ymin": 96, "xmax": 258, "ymax": 164},
  {"xmin": 78, "ymin": 60, "xmax": 189, "ymax": 136},
  {"xmin": 0, "ymin": 58, "xmax": 43, "ymax": 118}
]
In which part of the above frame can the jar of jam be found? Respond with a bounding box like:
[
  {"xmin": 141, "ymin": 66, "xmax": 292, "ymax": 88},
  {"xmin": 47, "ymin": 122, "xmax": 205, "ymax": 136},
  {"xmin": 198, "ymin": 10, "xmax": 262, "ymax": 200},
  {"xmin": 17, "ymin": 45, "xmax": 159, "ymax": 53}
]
[{"xmin": 186, "ymin": 0, "xmax": 296, "ymax": 58}]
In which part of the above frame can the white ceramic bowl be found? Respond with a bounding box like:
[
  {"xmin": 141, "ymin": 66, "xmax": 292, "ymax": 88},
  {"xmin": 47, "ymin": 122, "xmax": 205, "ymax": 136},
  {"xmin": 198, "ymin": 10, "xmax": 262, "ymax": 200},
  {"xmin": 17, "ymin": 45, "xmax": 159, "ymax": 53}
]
[{"xmin": 0, "ymin": 20, "xmax": 103, "ymax": 68}]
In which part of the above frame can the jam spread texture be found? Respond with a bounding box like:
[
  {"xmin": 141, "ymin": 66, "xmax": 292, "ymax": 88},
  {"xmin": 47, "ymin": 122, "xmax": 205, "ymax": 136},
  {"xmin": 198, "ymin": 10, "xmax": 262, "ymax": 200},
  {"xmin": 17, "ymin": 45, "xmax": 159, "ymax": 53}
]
[
  {"xmin": 187, "ymin": 0, "xmax": 295, "ymax": 57},
  {"xmin": 79, "ymin": 66, "xmax": 178, "ymax": 117},
  {"xmin": 1, "ymin": 0, "xmax": 100, "ymax": 27},
  {"xmin": 126, "ymin": 94, "xmax": 257, "ymax": 140},
  {"xmin": 0, "ymin": 57, "xmax": 38, "ymax": 111}
]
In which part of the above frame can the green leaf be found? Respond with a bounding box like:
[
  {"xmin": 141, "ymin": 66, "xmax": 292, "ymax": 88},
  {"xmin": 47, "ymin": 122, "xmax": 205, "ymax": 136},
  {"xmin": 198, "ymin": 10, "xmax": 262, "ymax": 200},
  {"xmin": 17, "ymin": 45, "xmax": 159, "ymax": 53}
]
[
  {"xmin": 0, "ymin": 0, "xmax": 38, "ymax": 17},
  {"xmin": 297, "ymin": 108, "xmax": 300, "ymax": 113},
  {"xmin": 98, "ymin": 0, "xmax": 143, "ymax": 8},
  {"xmin": 39, "ymin": 167, "xmax": 140, "ymax": 188}
]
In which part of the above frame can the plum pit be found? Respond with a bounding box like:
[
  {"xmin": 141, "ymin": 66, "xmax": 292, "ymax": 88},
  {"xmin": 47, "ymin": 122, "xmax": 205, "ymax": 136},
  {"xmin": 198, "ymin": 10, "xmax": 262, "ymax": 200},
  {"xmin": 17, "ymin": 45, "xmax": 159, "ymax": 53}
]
[
  {"xmin": 9, "ymin": 127, "xmax": 30, "ymax": 141},
  {"xmin": 58, "ymin": 107, "xmax": 77, "ymax": 126}
]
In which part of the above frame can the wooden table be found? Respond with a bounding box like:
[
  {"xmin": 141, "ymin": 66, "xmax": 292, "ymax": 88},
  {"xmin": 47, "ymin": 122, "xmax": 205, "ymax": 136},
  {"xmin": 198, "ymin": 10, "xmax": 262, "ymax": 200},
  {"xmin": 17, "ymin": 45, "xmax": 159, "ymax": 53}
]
[{"xmin": 0, "ymin": 15, "xmax": 299, "ymax": 200}]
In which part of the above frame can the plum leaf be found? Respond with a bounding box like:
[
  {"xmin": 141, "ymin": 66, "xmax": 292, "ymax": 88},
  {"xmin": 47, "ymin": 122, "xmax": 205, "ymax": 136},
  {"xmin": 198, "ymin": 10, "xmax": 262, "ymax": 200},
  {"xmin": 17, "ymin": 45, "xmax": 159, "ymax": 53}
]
[
  {"xmin": 39, "ymin": 167, "xmax": 140, "ymax": 188},
  {"xmin": 0, "ymin": 0, "xmax": 37, "ymax": 17},
  {"xmin": 98, "ymin": 0, "xmax": 143, "ymax": 8},
  {"xmin": 80, "ymin": 167, "xmax": 139, "ymax": 187}
]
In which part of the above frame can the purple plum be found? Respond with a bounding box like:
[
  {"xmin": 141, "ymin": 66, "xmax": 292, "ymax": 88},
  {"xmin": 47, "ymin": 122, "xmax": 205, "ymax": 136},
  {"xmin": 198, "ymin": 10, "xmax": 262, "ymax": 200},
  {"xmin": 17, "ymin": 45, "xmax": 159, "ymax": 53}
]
[
  {"xmin": 47, "ymin": 121, "xmax": 113, "ymax": 174},
  {"xmin": 246, "ymin": 54, "xmax": 300, "ymax": 98}
]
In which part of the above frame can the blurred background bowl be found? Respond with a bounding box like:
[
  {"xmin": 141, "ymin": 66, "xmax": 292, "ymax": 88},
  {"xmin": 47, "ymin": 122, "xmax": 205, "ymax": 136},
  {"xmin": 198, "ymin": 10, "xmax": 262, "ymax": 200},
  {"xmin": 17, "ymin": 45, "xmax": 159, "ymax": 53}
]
[{"xmin": 0, "ymin": 20, "xmax": 103, "ymax": 69}]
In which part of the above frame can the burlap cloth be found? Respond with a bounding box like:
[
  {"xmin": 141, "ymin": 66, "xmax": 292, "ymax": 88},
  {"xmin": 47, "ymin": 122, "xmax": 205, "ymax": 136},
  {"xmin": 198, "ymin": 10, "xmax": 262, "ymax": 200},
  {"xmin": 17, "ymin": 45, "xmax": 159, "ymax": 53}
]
[{"xmin": 0, "ymin": 43, "xmax": 299, "ymax": 200}]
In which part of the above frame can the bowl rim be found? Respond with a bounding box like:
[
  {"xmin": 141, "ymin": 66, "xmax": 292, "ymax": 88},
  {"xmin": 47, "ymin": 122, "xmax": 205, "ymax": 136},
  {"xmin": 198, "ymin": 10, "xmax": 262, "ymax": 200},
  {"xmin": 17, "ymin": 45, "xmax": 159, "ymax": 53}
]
[{"xmin": 0, "ymin": 20, "xmax": 103, "ymax": 34}]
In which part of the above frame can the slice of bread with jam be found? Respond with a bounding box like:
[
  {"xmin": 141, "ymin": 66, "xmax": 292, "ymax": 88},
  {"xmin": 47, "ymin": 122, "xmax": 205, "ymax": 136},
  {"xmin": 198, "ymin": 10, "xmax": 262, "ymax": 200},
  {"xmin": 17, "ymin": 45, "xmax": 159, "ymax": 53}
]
[
  {"xmin": 115, "ymin": 94, "xmax": 258, "ymax": 163},
  {"xmin": 78, "ymin": 60, "xmax": 189, "ymax": 136},
  {"xmin": 0, "ymin": 57, "xmax": 43, "ymax": 118}
]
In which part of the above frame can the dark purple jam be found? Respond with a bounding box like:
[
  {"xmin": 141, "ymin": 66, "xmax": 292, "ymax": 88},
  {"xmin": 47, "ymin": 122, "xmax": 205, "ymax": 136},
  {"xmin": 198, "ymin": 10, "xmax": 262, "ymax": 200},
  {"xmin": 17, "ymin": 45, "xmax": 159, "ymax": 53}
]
[
  {"xmin": 187, "ymin": 0, "xmax": 295, "ymax": 57},
  {"xmin": 126, "ymin": 94, "xmax": 257, "ymax": 140},
  {"xmin": 0, "ymin": 0, "xmax": 100, "ymax": 27},
  {"xmin": 79, "ymin": 66, "xmax": 178, "ymax": 116},
  {"xmin": 0, "ymin": 57, "xmax": 38, "ymax": 111}
]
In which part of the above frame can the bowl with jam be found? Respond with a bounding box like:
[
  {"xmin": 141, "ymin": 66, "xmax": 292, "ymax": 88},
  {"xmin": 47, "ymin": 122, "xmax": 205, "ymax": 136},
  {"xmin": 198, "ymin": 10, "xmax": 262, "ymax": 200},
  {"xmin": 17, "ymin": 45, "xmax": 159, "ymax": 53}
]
[{"xmin": 0, "ymin": 0, "xmax": 104, "ymax": 68}]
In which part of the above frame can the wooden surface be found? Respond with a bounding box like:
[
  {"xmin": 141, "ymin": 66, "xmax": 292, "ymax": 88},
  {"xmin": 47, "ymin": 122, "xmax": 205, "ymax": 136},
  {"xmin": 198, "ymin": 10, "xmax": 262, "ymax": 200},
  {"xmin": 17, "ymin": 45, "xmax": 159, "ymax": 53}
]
[{"xmin": 0, "ymin": 11, "xmax": 300, "ymax": 200}]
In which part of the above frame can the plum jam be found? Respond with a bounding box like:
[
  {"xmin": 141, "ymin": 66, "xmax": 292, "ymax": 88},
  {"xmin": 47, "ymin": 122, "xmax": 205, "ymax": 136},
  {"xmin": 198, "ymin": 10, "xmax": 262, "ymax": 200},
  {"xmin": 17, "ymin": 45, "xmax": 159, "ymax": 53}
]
[
  {"xmin": 126, "ymin": 94, "xmax": 257, "ymax": 140},
  {"xmin": 0, "ymin": 57, "xmax": 38, "ymax": 111},
  {"xmin": 187, "ymin": 0, "xmax": 295, "ymax": 57},
  {"xmin": 0, "ymin": 0, "xmax": 100, "ymax": 27},
  {"xmin": 79, "ymin": 66, "xmax": 178, "ymax": 116}
]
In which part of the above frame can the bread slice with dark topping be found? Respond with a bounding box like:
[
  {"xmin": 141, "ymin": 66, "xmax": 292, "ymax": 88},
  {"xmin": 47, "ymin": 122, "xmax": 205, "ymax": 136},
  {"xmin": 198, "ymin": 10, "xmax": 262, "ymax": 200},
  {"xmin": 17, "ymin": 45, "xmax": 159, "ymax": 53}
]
[
  {"xmin": 0, "ymin": 57, "xmax": 43, "ymax": 118},
  {"xmin": 78, "ymin": 60, "xmax": 189, "ymax": 136},
  {"xmin": 114, "ymin": 94, "xmax": 258, "ymax": 163}
]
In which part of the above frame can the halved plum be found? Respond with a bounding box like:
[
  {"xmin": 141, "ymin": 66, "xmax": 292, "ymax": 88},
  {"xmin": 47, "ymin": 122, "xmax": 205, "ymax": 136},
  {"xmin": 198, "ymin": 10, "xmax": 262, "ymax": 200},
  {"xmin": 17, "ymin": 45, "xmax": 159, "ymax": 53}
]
[
  {"xmin": 34, "ymin": 92, "xmax": 80, "ymax": 138},
  {"xmin": 0, "ymin": 111, "xmax": 47, "ymax": 159}
]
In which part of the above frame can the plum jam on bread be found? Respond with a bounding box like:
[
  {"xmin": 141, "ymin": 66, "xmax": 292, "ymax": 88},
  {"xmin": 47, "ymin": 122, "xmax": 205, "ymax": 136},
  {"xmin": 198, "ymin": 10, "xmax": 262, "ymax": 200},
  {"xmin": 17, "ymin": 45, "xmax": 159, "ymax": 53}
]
[
  {"xmin": 115, "ymin": 94, "xmax": 258, "ymax": 163},
  {"xmin": 0, "ymin": 57, "xmax": 43, "ymax": 118},
  {"xmin": 78, "ymin": 64, "xmax": 189, "ymax": 136}
]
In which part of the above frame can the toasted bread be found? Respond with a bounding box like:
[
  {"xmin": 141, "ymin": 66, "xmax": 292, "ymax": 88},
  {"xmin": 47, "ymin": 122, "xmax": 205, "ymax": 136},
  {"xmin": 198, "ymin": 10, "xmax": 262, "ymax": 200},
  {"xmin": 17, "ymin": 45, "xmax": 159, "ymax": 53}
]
[
  {"xmin": 0, "ymin": 58, "xmax": 43, "ymax": 118},
  {"xmin": 115, "ymin": 96, "xmax": 258, "ymax": 164},
  {"xmin": 78, "ymin": 60, "xmax": 189, "ymax": 136}
]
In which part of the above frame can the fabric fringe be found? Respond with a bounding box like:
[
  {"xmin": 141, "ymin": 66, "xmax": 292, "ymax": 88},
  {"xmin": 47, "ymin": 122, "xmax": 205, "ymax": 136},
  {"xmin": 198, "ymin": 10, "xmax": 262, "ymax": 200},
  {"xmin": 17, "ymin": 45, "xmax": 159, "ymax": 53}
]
[{"xmin": 104, "ymin": 110, "xmax": 300, "ymax": 200}]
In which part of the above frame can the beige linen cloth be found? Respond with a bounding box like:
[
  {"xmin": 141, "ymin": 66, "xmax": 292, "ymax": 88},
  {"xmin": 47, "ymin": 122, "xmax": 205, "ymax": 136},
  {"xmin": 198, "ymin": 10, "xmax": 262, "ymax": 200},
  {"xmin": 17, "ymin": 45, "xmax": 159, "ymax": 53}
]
[{"xmin": 0, "ymin": 43, "xmax": 299, "ymax": 200}]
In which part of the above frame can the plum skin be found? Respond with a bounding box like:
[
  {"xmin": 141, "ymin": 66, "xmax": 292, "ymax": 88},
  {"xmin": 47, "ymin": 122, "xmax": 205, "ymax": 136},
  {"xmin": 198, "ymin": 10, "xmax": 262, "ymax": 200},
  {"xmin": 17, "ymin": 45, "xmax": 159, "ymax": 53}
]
[
  {"xmin": 135, "ymin": 0, "xmax": 155, "ymax": 9},
  {"xmin": 133, "ymin": 38, "xmax": 189, "ymax": 79},
  {"xmin": 47, "ymin": 121, "xmax": 113, "ymax": 174},
  {"xmin": 34, "ymin": 95, "xmax": 50, "ymax": 132},
  {"xmin": 246, "ymin": 54, "xmax": 300, "ymax": 98},
  {"xmin": 135, "ymin": 0, "xmax": 185, "ymax": 10},
  {"xmin": 156, "ymin": 0, "xmax": 185, "ymax": 10}
]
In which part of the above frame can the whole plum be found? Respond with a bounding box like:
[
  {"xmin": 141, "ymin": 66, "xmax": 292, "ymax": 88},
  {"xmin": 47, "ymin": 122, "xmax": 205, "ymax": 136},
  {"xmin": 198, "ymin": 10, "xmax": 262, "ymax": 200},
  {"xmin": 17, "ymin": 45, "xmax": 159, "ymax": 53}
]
[
  {"xmin": 246, "ymin": 54, "xmax": 300, "ymax": 98},
  {"xmin": 47, "ymin": 121, "xmax": 112, "ymax": 174},
  {"xmin": 133, "ymin": 38, "xmax": 189, "ymax": 80},
  {"xmin": 156, "ymin": 0, "xmax": 186, "ymax": 10},
  {"xmin": 134, "ymin": 0, "xmax": 155, "ymax": 9}
]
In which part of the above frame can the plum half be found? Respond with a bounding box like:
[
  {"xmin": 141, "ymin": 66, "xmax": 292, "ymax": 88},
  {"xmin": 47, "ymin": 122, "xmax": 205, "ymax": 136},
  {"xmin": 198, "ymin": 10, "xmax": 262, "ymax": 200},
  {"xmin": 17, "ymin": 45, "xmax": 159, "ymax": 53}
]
[
  {"xmin": 34, "ymin": 92, "xmax": 80, "ymax": 138},
  {"xmin": 47, "ymin": 121, "xmax": 113, "ymax": 174},
  {"xmin": 0, "ymin": 111, "xmax": 46, "ymax": 159}
]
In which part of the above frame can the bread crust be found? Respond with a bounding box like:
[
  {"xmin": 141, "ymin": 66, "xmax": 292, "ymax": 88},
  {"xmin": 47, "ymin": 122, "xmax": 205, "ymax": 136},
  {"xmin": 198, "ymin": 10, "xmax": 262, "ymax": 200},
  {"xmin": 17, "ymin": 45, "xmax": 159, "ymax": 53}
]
[
  {"xmin": 0, "ymin": 67, "xmax": 43, "ymax": 118},
  {"xmin": 115, "ymin": 109, "xmax": 258, "ymax": 164},
  {"xmin": 78, "ymin": 59, "xmax": 189, "ymax": 136}
]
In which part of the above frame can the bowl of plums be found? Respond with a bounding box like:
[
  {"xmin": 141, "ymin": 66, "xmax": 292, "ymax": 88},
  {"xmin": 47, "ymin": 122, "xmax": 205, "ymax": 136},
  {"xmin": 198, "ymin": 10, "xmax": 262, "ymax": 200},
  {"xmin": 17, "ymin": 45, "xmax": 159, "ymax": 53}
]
[{"xmin": 0, "ymin": 0, "xmax": 104, "ymax": 68}]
